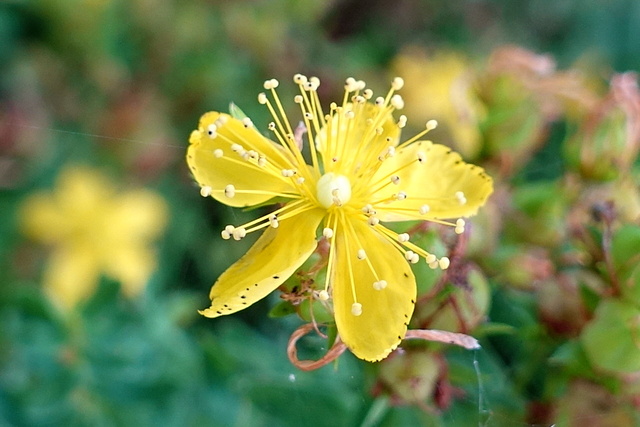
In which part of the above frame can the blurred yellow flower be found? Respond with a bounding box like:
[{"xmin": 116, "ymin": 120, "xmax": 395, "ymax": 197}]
[
  {"xmin": 20, "ymin": 166, "xmax": 167, "ymax": 309},
  {"xmin": 188, "ymin": 75, "xmax": 493, "ymax": 362},
  {"xmin": 391, "ymin": 48, "xmax": 486, "ymax": 159}
]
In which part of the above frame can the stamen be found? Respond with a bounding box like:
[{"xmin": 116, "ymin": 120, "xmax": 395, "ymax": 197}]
[
  {"xmin": 207, "ymin": 124, "xmax": 217, "ymax": 138},
  {"xmin": 200, "ymin": 186, "xmax": 212, "ymax": 197},
  {"xmin": 373, "ymin": 280, "xmax": 387, "ymax": 290},
  {"xmin": 438, "ymin": 257, "xmax": 451, "ymax": 270},
  {"xmin": 322, "ymin": 227, "xmax": 334, "ymax": 239},
  {"xmin": 455, "ymin": 191, "xmax": 467, "ymax": 205},
  {"xmin": 390, "ymin": 94, "xmax": 404, "ymax": 109},
  {"xmin": 221, "ymin": 224, "xmax": 235, "ymax": 240},
  {"xmin": 351, "ymin": 303, "xmax": 363, "ymax": 316},
  {"xmin": 391, "ymin": 76, "xmax": 404, "ymax": 91},
  {"xmin": 293, "ymin": 74, "xmax": 307, "ymax": 85},
  {"xmin": 405, "ymin": 250, "xmax": 419, "ymax": 264},
  {"xmin": 397, "ymin": 233, "xmax": 410, "ymax": 243},
  {"xmin": 232, "ymin": 227, "xmax": 247, "ymax": 241}
]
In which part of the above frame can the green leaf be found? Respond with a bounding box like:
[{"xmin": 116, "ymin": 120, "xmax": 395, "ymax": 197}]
[
  {"xmin": 228, "ymin": 102, "xmax": 248, "ymax": 120},
  {"xmin": 581, "ymin": 299, "xmax": 640, "ymax": 374},
  {"xmin": 268, "ymin": 300, "xmax": 296, "ymax": 318}
]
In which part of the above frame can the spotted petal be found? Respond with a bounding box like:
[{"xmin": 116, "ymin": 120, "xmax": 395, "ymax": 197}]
[
  {"xmin": 371, "ymin": 140, "xmax": 493, "ymax": 221},
  {"xmin": 200, "ymin": 207, "xmax": 324, "ymax": 317},
  {"xmin": 187, "ymin": 112, "xmax": 297, "ymax": 208},
  {"xmin": 332, "ymin": 218, "xmax": 416, "ymax": 361}
]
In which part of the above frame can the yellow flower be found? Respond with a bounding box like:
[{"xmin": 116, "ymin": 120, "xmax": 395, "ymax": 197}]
[
  {"xmin": 20, "ymin": 166, "xmax": 167, "ymax": 309},
  {"xmin": 391, "ymin": 48, "xmax": 486, "ymax": 159},
  {"xmin": 188, "ymin": 75, "xmax": 493, "ymax": 361}
]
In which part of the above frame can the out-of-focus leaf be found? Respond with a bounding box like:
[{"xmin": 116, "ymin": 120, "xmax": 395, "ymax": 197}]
[{"xmin": 581, "ymin": 299, "xmax": 640, "ymax": 374}]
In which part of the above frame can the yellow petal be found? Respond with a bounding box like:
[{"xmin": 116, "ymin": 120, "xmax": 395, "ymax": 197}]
[
  {"xmin": 372, "ymin": 141, "xmax": 493, "ymax": 221},
  {"xmin": 20, "ymin": 193, "xmax": 68, "ymax": 243},
  {"xmin": 44, "ymin": 244, "xmax": 100, "ymax": 309},
  {"xmin": 332, "ymin": 218, "xmax": 416, "ymax": 361},
  {"xmin": 200, "ymin": 207, "xmax": 324, "ymax": 317},
  {"xmin": 187, "ymin": 112, "xmax": 297, "ymax": 207},
  {"xmin": 108, "ymin": 190, "xmax": 168, "ymax": 240}
]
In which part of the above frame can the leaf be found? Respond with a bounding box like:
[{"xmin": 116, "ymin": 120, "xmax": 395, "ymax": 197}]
[{"xmin": 580, "ymin": 299, "xmax": 640, "ymax": 374}]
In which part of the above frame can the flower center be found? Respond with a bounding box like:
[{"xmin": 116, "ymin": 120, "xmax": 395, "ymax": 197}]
[{"xmin": 316, "ymin": 173, "xmax": 352, "ymax": 209}]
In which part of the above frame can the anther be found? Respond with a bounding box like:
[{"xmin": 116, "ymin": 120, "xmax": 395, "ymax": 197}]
[
  {"xmin": 391, "ymin": 77, "xmax": 404, "ymax": 91},
  {"xmin": 232, "ymin": 227, "xmax": 247, "ymax": 241},
  {"xmin": 281, "ymin": 169, "xmax": 295, "ymax": 177},
  {"xmin": 455, "ymin": 218, "xmax": 466, "ymax": 234},
  {"xmin": 322, "ymin": 227, "xmax": 334, "ymax": 239},
  {"xmin": 296, "ymin": 177, "xmax": 305, "ymax": 184},
  {"xmin": 207, "ymin": 124, "xmax": 217, "ymax": 138},
  {"xmin": 396, "ymin": 192, "xmax": 407, "ymax": 201},
  {"xmin": 268, "ymin": 122, "xmax": 276, "ymax": 131},
  {"xmin": 294, "ymin": 95, "xmax": 304, "ymax": 104},
  {"xmin": 357, "ymin": 249, "xmax": 367, "ymax": 260},
  {"xmin": 345, "ymin": 77, "xmax": 358, "ymax": 92},
  {"xmin": 270, "ymin": 215, "xmax": 279, "ymax": 229},
  {"xmin": 363, "ymin": 89, "xmax": 373, "ymax": 99},
  {"xmin": 405, "ymin": 251, "xmax": 419, "ymax": 264},
  {"xmin": 318, "ymin": 290, "xmax": 329, "ymax": 301},
  {"xmin": 426, "ymin": 119, "xmax": 438, "ymax": 130},
  {"xmin": 455, "ymin": 191, "xmax": 467, "ymax": 205},
  {"xmin": 200, "ymin": 186, "xmax": 212, "ymax": 197},
  {"xmin": 257, "ymin": 156, "xmax": 267, "ymax": 167},
  {"xmin": 221, "ymin": 225, "xmax": 235, "ymax": 240},
  {"xmin": 425, "ymin": 254, "xmax": 437, "ymax": 264},
  {"xmin": 224, "ymin": 184, "xmax": 236, "ymax": 198},
  {"xmin": 231, "ymin": 143, "xmax": 244, "ymax": 153},
  {"xmin": 373, "ymin": 280, "xmax": 387, "ymax": 290},
  {"xmin": 438, "ymin": 257, "xmax": 451, "ymax": 270},
  {"xmin": 351, "ymin": 303, "xmax": 363, "ymax": 316},
  {"xmin": 397, "ymin": 233, "xmax": 410, "ymax": 243},
  {"xmin": 397, "ymin": 115, "xmax": 407, "ymax": 128},
  {"xmin": 386, "ymin": 146, "xmax": 396, "ymax": 157},
  {"xmin": 417, "ymin": 151, "xmax": 426, "ymax": 163},
  {"xmin": 390, "ymin": 94, "xmax": 404, "ymax": 109},
  {"xmin": 257, "ymin": 93, "xmax": 268, "ymax": 104},
  {"xmin": 390, "ymin": 175, "xmax": 400, "ymax": 185},
  {"xmin": 419, "ymin": 204, "xmax": 430, "ymax": 215},
  {"xmin": 213, "ymin": 149, "xmax": 223, "ymax": 158},
  {"xmin": 375, "ymin": 96, "xmax": 385, "ymax": 106},
  {"xmin": 242, "ymin": 117, "xmax": 254, "ymax": 128},
  {"xmin": 293, "ymin": 74, "xmax": 307, "ymax": 85},
  {"xmin": 367, "ymin": 216, "xmax": 380, "ymax": 226}
]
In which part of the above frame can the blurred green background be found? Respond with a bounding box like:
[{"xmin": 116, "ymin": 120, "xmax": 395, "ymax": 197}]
[{"xmin": 2, "ymin": 1, "xmax": 640, "ymax": 426}]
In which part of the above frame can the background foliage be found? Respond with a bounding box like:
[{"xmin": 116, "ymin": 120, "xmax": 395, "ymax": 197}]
[{"xmin": 1, "ymin": 0, "xmax": 639, "ymax": 426}]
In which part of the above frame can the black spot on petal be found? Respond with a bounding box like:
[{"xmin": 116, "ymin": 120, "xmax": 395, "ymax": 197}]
[
  {"xmin": 403, "ymin": 272, "xmax": 409, "ymax": 278},
  {"xmin": 273, "ymin": 275, "xmax": 280, "ymax": 279}
]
